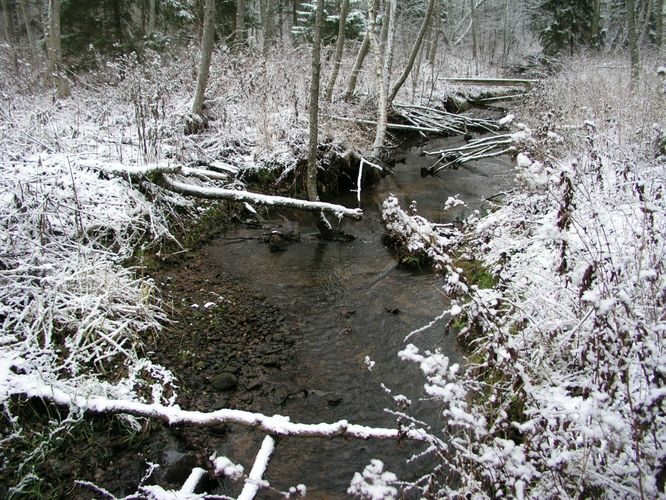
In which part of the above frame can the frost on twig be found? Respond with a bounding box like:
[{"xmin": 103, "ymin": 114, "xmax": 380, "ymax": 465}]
[
  {"xmin": 390, "ymin": 116, "xmax": 666, "ymax": 498},
  {"xmin": 348, "ymin": 459, "xmax": 398, "ymax": 500}
]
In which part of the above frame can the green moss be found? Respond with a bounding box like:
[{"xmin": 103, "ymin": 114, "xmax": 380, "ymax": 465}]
[{"xmin": 453, "ymin": 258, "xmax": 498, "ymax": 289}]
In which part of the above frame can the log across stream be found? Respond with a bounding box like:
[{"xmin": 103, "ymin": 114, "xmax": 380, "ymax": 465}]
[{"xmin": 198, "ymin": 133, "xmax": 517, "ymax": 497}]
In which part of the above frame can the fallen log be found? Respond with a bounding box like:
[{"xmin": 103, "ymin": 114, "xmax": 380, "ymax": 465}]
[
  {"xmin": 157, "ymin": 174, "xmax": 363, "ymax": 220},
  {"xmin": 9, "ymin": 373, "xmax": 429, "ymax": 442},
  {"xmin": 441, "ymin": 77, "xmax": 538, "ymax": 86},
  {"xmin": 79, "ymin": 159, "xmax": 363, "ymax": 221}
]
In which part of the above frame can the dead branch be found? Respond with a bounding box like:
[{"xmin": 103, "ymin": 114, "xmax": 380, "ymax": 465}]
[
  {"xmin": 157, "ymin": 175, "xmax": 362, "ymax": 220},
  {"xmin": 13, "ymin": 374, "xmax": 427, "ymax": 442}
]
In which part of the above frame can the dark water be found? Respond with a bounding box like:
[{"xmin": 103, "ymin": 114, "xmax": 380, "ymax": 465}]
[{"xmin": 207, "ymin": 135, "xmax": 515, "ymax": 498}]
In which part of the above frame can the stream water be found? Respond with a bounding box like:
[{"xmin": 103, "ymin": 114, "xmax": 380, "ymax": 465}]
[{"xmin": 206, "ymin": 135, "xmax": 516, "ymax": 498}]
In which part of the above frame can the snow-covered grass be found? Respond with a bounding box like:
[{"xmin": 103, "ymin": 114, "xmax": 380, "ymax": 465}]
[{"xmin": 389, "ymin": 55, "xmax": 666, "ymax": 498}]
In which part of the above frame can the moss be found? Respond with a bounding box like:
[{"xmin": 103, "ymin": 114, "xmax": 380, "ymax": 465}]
[{"xmin": 453, "ymin": 258, "xmax": 498, "ymax": 289}]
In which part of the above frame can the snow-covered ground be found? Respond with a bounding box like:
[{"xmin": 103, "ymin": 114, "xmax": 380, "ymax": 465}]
[{"xmin": 389, "ymin": 57, "xmax": 666, "ymax": 498}]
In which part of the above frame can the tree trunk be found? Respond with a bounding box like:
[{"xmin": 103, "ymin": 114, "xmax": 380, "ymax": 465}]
[
  {"xmin": 148, "ymin": 0, "xmax": 156, "ymax": 32},
  {"xmin": 1, "ymin": 0, "xmax": 18, "ymax": 71},
  {"xmin": 627, "ymin": 0, "xmax": 640, "ymax": 88},
  {"xmin": 469, "ymin": 0, "xmax": 478, "ymax": 61},
  {"xmin": 325, "ymin": 0, "xmax": 350, "ymax": 102},
  {"xmin": 307, "ymin": 0, "xmax": 334, "ymax": 236},
  {"xmin": 590, "ymin": 0, "xmax": 601, "ymax": 48},
  {"xmin": 656, "ymin": 0, "xmax": 663, "ymax": 52},
  {"xmin": 307, "ymin": 0, "xmax": 324, "ymax": 203},
  {"xmin": 47, "ymin": 0, "xmax": 69, "ymax": 98},
  {"xmin": 388, "ymin": 0, "xmax": 436, "ymax": 105},
  {"xmin": 19, "ymin": 0, "xmax": 36, "ymax": 64},
  {"xmin": 369, "ymin": 0, "xmax": 387, "ymax": 158},
  {"xmin": 427, "ymin": 0, "xmax": 441, "ymax": 65},
  {"xmin": 192, "ymin": 0, "xmax": 215, "ymax": 116},
  {"xmin": 662, "ymin": 0, "xmax": 666, "ymax": 58},
  {"xmin": 343, "ymin": 27, "xmax": 371, "ymax": 100},
  {"xmin": 262, "ymin": 0, "xmax": 274, "ymax": 55},
  {"xmin": 383, "ymin": 0, "xmax": 397, "ymax": 97},
  {"xmin": 236, "ymin": 0, "xmax": 245, "ymax": 43}
]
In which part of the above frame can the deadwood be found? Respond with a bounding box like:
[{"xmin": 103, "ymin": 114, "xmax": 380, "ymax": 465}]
[
  {"xmin": 79, "ymin": 160, "xmax": 363, "ymax": 220},
  {"xmin": 13, "ymin": 375, "xmax": 429, "ymax": 442}
]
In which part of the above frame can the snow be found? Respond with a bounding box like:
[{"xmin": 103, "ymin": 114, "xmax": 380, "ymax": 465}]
[{"xmin": 347, "ymin": 460, "xmax": 398, "ymax": 499}]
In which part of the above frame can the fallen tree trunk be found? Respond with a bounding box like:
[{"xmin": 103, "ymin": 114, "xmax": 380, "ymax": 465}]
[
  {"xmin": 10, "ymin": 374, "xmax": 429, "ymax": 442},
  {"xmin": 157, "ymin": 174, "xmax": 363, "ymax": 220},
  {"xmin": 441, "ymin": 77, "xmax": 538, "ymax": 86},
  {"xmin": 78, "ymin": 159, "xmax": 363, "ymax": 221}
]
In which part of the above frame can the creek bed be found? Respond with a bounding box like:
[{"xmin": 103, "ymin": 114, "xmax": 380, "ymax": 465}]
[{"xmin": 203, "ymin": 134, "xmax": 516, "ymax": 498}]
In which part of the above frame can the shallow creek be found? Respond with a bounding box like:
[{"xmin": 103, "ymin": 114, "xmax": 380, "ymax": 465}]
[{"xmin": 203, "ymin": 134, "xmax": 516, "ymax": 498}]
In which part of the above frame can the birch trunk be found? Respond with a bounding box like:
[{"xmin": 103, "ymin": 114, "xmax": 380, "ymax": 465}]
[
  {"xmin": 192, "ymin": 0, "xmax": 215, "ymax": 116},
  {"xmin": 47, "ymin": 0, "xmax": 69, "ymax": 98},
  {"xmin": 388, "ymin": 0, "xmax": 436, "ymax": 105},
  {"xmin": 325, "ymin": 0, "xmax": 350, "ymax": 102},
  {"xmin": 369, "ymin": 0, "xmax": 387, "ymax": 158}
]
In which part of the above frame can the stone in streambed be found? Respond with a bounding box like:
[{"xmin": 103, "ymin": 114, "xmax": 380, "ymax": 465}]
[{"xmin": 211, "ymin": 372, "xmax": 238, "ymax": 391}]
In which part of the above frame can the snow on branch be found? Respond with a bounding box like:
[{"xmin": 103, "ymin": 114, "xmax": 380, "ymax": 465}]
[
  {"xmin": 157, "ymin": 174, "xmax": 363, "ymax": 220},
  {"xmin": 77, "ymin": 158, "xmax": 363, "ymax": 220},
  {"xmin": 4, "ymin": 372, "xmax": 430, "ymax": 442}
]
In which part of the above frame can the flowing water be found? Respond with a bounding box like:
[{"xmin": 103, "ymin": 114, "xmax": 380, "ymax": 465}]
[{"xmin": 206, "ymin": 135, "xmax": 516, "ymax": 498}]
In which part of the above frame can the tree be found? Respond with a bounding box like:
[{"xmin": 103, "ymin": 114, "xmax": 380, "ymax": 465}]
[
  {"xmin": 307, "ymin": 1, "xmax": 323, "ymax": 206},
  {"xmin": 344, "ymin": 19, "xmax": 371, "ymax": 100},
  {"xmin": 325, "ymin": 0, "xmax": 351, "ymax": 101},
  {"xmin": 538, "ymin": 0, "xmax": 596, "ymax": 56},
  {"xmin": 191, "ymin": 0, "xmax": 216, "ymax": 117},
  {"xmin": 660, "ymin": 0, "xmax": 666, "ymax": 56},
  {"xmin": 369, "ymin": 0, "xmax": 387, "ymax": 158},
  {"xmin": 235, "ymin": 0, "xmax": 245, "ymax": 43},
  {"xmin": 627, "ymin": 0, "xmax": 640, "ymax": 88},
  {"xmin": 662, "ymin": 0, "xmax": 666, "ymax": 57},
  {"xmin": 47, "ymin": 0, "xmax": 70, "ymax": 98},
  {"xmin": 388, "ymin": 0, "xmax": 436, "ymax": 105}
]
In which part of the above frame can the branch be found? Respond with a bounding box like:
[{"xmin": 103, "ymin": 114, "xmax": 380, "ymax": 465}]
[
  {"xmin": 10, "ymin": 374, "xmax": 427, "ymax": 441},
  {"xmin": 76, "ymin": 159, "xmax": 363, "ymax": 221},
  {"xmin": 238, "ymin": 436, "xmax": 276, "ymax": 500},
  {"xmin": 157, "ymin": 175, "xmax": 363, "ymax": 220}
]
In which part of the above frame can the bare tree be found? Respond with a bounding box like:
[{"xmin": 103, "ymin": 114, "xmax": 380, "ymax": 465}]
[
  {"xmin": 344, "ymin": 26, "xmax": 371, "ymax": 100},
  {"xmin": 148, "ymin": 0, "xmax": 157, "ymax": 32},
  {"xmin": 2, "ymin": 0, "xmax": 19, "ymax": 72},
  {"xmin": 325, "ymin": 0, "xmax": 350, "ymax": 102},
  {"xmin": 388, "ymin": 0, "xmax": 436, "ymax": 105},
  {"xmin": 627, "ymin": 0, "xmax": 640, "ymax": 88},
  {"xmin": 369, "ymin": 0, "xmax": 387, "ymax": 158},
  {"xmin": 661, "ymin": 0, "xmax": 666, "ymax": 57},
  {"xmin": 307, "ymin": 0, "xmax": 324, "ymax": 203},
  {"xmin": 236, "ymin": 0, "xmax": 245, "ymax": 43},
  {"xmin": 19, "ymin": 0, "xmax": 36, "ymax": 64},
  {"xmin": 191, "ymin": 0, "xmax": 215, "ymax": 117},
  {"xmin": 46, "ymin": 0, "xmax": 70, "ymax": 98}
]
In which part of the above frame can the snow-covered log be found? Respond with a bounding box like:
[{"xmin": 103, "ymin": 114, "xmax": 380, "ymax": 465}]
[
  {"xmin": 157, "ymin": 174, "xmax": 363, "ymax": 220},
  {"xmin": 78, "ymin": 159, "xmax": 363, "ymax": 220},
  {"xmin": 5, "ymin": 373, "xmax": 428, "ymax": 442}
]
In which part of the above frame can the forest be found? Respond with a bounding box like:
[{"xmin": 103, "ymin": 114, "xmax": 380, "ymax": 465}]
[{"xmin": 0, "ymin": 0, "xmax": 665, "ymax": 498}]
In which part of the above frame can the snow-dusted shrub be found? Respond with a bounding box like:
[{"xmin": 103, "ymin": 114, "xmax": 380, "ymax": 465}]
[
  {"xmin": 392, "ymin": 58, "xmax": 666, "ymax": 498},
  {"xmin": 0, "ymin": 155, "xmax": 179, "ymax": 492}
]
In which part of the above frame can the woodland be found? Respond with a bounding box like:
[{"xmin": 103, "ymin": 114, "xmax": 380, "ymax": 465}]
[{"xmin": 0, "ymin": 0, "xmax": 665, "ymax": 498}]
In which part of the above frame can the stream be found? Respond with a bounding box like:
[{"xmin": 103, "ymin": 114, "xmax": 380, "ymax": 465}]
[{"xmin": 201, "ymin": 134, "xmax": 516, "ymax": 498}]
